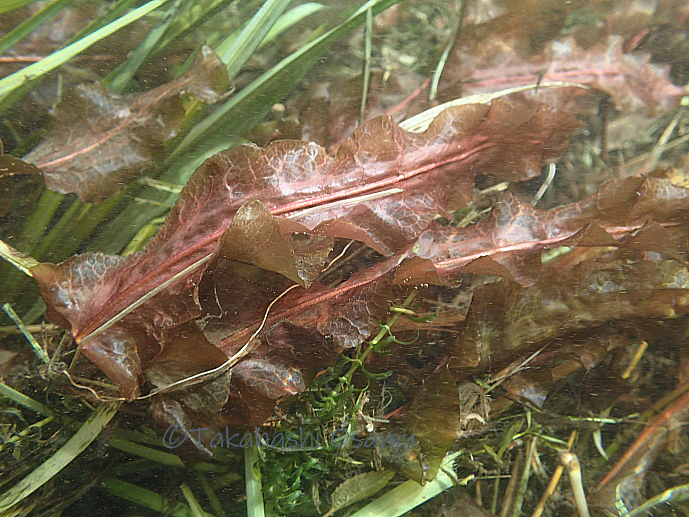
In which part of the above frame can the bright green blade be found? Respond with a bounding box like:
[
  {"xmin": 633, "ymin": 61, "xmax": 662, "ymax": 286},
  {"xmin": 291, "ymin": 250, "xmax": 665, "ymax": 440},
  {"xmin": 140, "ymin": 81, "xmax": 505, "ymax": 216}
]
[
  {"xmin": 0, "ymin": 0, "xmax": 38, "ymax": 15},
  {"xmin": 0, "ymin": 0, "xmax": 170, "ymax": 102},
  {"xmin": 216, "ymin": 0, "xmax": 293, "ymax": 79}
]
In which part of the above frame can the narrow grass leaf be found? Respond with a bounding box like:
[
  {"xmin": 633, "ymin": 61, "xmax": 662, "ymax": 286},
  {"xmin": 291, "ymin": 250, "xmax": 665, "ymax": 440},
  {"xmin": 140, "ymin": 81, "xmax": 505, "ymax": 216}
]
[
  {"xmin": 0, "ymin": 0, "xmax": 171, "ymax": 101},
  {"xmin": 2, "ymin": 303, "xmax": 50, "ymax": 363},
  {"xmin": 0, "ymin": 380, "xmax": 53, "ymax": 417},
  {"xmin": 107, "ymin": 436, "xmax": 223, "ymax": 471},
  {"xmin": 348, "ymin": 452, "xmax": 461, "ymax": 517},
  {"xmin": 260, "ymin": 2, "xmax": 325, "ymax": 47},
  {"xmin": 149, "ymin": 0, "xmax": 245, "ymax": 58},
  {"xmin": 216, "ymin": 0, "xmax": 292, "ymax": 78},
  {"xmin": 245, "ymin": 446, "xmax": 265, "ymax": 517},
  {"xmin": 0, "ymin": 0, "xmax": 38, "ymax": 15},
  {"xmin": 107, "ymin": 0, "xmax": 185, "ymax": 94},
  {"xmin": 102, "ymin": 478, "xmax": 214, "ymax": 517},
  {"xmin": 180, "ymin": 483, "xmax": 206, "ymax": 517},
  {"xmin": 0, "ymin": 402, "xmax": 120, "ymax": 514},
  {"xmin": 0, "ymin": 0, "xmax": 76, "ymax": 55}
]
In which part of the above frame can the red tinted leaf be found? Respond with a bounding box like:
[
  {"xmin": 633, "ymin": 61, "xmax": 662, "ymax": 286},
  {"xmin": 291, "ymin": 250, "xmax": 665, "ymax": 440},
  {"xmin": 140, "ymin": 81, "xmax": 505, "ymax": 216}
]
[
  {"xmin": 389, "ymin": 365, "xmax": 460, "ymax": 483},
  {"xmin": 31, "ymin": 251, "xmax": 205, "ymax": 398},
  {"xmin": 30, "ymin": 97, "xmax": 575, "ymax": 400},
  {"xmin": 151, "ymin": 268, "xmax": 394, "ymax": 437},
  {"xmin": 396, "ymin": 176, "xmax": 689, "ymax": 286},
  {"xmin": 219, "ymin": 269, "xmax": 394, "ymax": 416},
  {"xmin": 191, "ymin": 96, "xmax": 577, "ymax": 256},
  {"xmin": 145, "ymin": 322, "xmax": 231, "ymax": 414},
  {"xmin": 221, "ymin": 200, "xmax": 332, "ymax": 287},
  {"xmin": 232, "ymin": 359, "xmax": 306, "ymax": 399},
  {"xmin": 212, "ymin": 267, "xmax": 395, "ymax": 357},
  {"xmin": 24, "ymin": 46, "xmax": 228, "ymax": 202},
  {"xmin": 445, "ymin": 35, "xmax": 685, "ymax": 114}
]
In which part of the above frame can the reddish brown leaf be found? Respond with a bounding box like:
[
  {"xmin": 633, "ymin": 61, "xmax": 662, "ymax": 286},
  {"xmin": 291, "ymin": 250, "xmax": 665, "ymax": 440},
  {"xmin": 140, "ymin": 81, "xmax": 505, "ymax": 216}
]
[
  {"xmin": 211, "ymin": 266, "xmax": 395, "ymax": 357},
  {"xmin": 220, "ymin": 200, "xmax": 332, "ymax": 287},
  {"xmin": 30, "ymin": 97, "xmax": 575, "ymax": 399},
  {"xmin": 395, "ymin": 176, "xmax": 689, "ymax": 286},
  {"xmin": 190, "ymin": 96, "xmax": 578, "ymax": 256},
  {"xmin": 448, "ymin": 257, "xmax": 689, "ymax": 377},
  {"xmin": 24, "ymin": 46, "xmax": 229, "ymax": 202},
  {"xmin": 386, "ymin": 365, "xmax": 460, "ymax": 483},
  {"xmin": 444, "ymin": 34, "xmax": 685, "ymax": 114},
  {"xmin": 145, "ymin": 321, "xmax": 231, "ymax": 414},
  {"xmin": 210, "ymin": 267, "xmax": 394, "ymax": 430},
  {"xmin": 151, "ymin": 268, "xmax": 394, "ymax": 441}
]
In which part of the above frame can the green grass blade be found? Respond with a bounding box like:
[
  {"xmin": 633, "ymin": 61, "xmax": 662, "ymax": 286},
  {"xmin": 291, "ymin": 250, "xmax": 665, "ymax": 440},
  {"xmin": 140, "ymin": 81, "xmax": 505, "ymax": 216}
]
[
  {"xmin": 0, "ymin": 402, "xmax": 120, "ymax": 514},
  {"xmin": 0, "ymin": 0, "xmax": 38, "ymax": 15},
  {"xmin": 180, "ymin": 484, "xmax": 207, "ymax": 517},
  {"xmin": 245, "ymin": 446, "xmax": 265, "ymax": 517},
  {"xmin": 103, "ymin": 478, "xmax": 214, "ymax": 517},
  {"xmin": 108, "ymin": 0, "xmax": 185, "ymax": 94},
  {"xmin": 349, "ymin": 452, "xmax": 461, "ymax": 517},
  {"xmin": 65, "ymin": 0, "xmax": 142, "ymax": 44},
  {"xmin": 2, "ymin": 303, "xmax": 50, "ymax": 363},
  {"xmin": 0, "ymin": 0, "xmax": 171, "ymax": 101},
  {"xmin": 0, "ymin": 0, "xmax": 76, "ymax": 55},
  {"xmin": 150, "ymin": 0, "xmax": 260, "ymax": 59},
  {"xmin": 0, "ymin": 380, "xmax": 53, "ymax": 417},
  {"xmin": 261, "ymin": 3, "xmax": 325, "ymax": 46},
  {"xmin": 0, "ymin": 0, "xmax": 141, "ymax": 120},
  {"xmin": 218, "ymin": 2, "xmax": 325, "ymax": 53},
  {"xmin": 107, "ymin": 436, "xmax": 224, "ymax": 472},
  {"xmin": 215, "ymin": 0, "xmax": 292, "ymax": 78}
]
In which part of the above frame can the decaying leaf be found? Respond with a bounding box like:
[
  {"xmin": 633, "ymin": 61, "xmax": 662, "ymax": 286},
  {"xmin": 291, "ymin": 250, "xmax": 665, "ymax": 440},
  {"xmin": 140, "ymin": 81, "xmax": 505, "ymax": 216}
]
[
  {"xmin": 23, "ymin": 46, "xmax": 229, "ymax": 202},
  {"xmin": 326, "ymin": 470, "xmax": 395, "ymax": 516},
  {"xmin": 0, "ymin": 155, "xmax": 44, "ymax": 236},
  {"xmin": 383, "ymin": 365, "xmax": 461, "ymax": 484},
  {"xmin": 448, "ymin": 257, "xmax": 689, "ymax": 376}
]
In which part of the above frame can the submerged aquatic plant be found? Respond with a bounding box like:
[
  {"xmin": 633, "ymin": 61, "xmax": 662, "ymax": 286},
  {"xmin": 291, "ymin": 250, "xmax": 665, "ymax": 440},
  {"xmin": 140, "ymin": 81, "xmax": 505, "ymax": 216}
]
[{"xmin": 3, "ymin": 0, "xmax": 689, "ymax": 516}]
